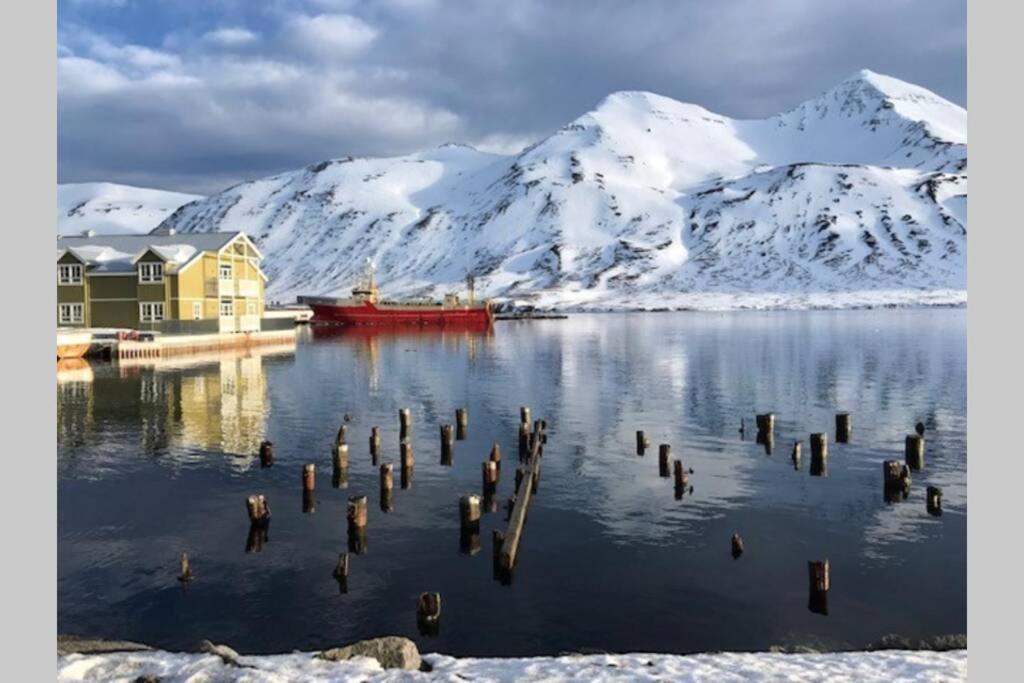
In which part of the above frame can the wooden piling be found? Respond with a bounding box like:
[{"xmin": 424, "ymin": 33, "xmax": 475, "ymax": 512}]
[
  {"xmin": 380, "ymin": 463, "xmax": 394, "ymax": 491},
  {"xmin": 335, "ymin": 424, "xmax": 348, "ymax": 446},
  {"xmin": 791, "ymin": 441, "xmax": 802, "ymax": 470},
  {"xmin": 400, "ymin": 463, "xmax": 413, "ymax": 490},
  {"xmin": 755, "ymin": 413, "xmax": 775, "ymax": 434},
  {"xmin": 302, "ymin": 489, "xmax": 316, "ymax": 514},
  {"xmin": 459, "ymin": 494, "xmax": 481, "ymax": 530},
  {"xmin": 416, "ymin": 592, "xmax": 441, "ymax": 627},
  {"xmin": 489, "ymin": 442, "xmax": 501, "ymax": 467},
  {"xmin": 440, "ymin": 424, "xmax": 454, "ymax": 465},
  {"xmin": 347, "ymin": 495, "xmax": 368, "ymax": 553},
  {"xmin": 258, "ymin": 440, "xmax": 273, "ymax": 467},
  {"xmin": 807, "ymin": 560, "xmax": 830, "ymax": 615},
  {"xmin": 835, "ymin": 413, "xmax": 851, "ymax": 443},
  {"xmin": 658, "ymin": 444, "xmax": 672, "ymax": 478},
  {"xmin": 333, "ymin": 443, "xmax": 350, "ymax": 470},
  {"xmin": 333, "ymin": 552, "xmax": 349, "ymax": 580},
  {"xmin": 883, "ymin": 460, "xmax": 912, "ymax": 500},
  {"xmin": 520, "ymin": 406, "xmax": 531, "ymax": 425},
  {"xmin": 810, "ymin": 433, "xmax": 828, "ymax": 461},
  {"xmin": 456, "ymin": 407, "xmax": 468, "ymax": 429},
  {"xmin": 731, "ymin": 534, "xmax": 744, "ymax": 559},
  {"xmin": 518, "ymin": 422, "xmax": 530, "ymax": 459},
  {"xmin": 332, "ymin": 464, "xmax": 349, "ymax": 489},
  {"xmin": 399, "ymin": 408, "xmax": 412, "ymax": 441},
  {"xmin": 483, "ymin": 460, "xmax": 499, "ymax": 495},
  {"xmin": 400, "ymin": 442, "xmax": 414, "ymax": 470},
  {"xmin": 926, "ymin": 486, "xmax": 943, "ymax": 516},
  {"xmin": 177, "ymin": 552, "xmax": 193, "ymax": 582},
  {"xmin": 369, "ymin": 426, "xmax": 381, "ymax": 464},
  {"xmin": 673, "ymin": 459, "xmax": 689, "ymax": 490},
  {"xmin": 302, "ymin": 463, "xmax": 316, "ymax": 492},
  {"xmin": 245, "ymin": 494, "xmax": 270, "ymax": 525},
  {"xmin": 905, "ymin": 434, "xmax": 925, "ymax": 470},
  {"xmin": 636, "ymin": 430, "xmax": 649, "ymax": 456}
]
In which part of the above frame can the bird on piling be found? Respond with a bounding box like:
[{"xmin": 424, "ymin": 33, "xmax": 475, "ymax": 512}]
[
  {"xmin": 915, "ymin": 422, "xmax": 925, "ymax": 436},
  {"xmin": 344, "ymin": 413, "xmax": 352, "ymax": 423}
]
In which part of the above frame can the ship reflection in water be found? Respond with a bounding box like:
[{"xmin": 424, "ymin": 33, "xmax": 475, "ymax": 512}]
[{"xmin": 57, "ymin": 341, "xmax": 296, "ymax": 472}]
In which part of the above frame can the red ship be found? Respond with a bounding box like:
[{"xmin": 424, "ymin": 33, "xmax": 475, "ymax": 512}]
[{"xmin": 299, "ymin": 261, "xmax": 494, "ymax": 327}]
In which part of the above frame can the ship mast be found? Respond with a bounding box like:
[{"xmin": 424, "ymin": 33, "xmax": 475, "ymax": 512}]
[{"xmin": 466, "ymin": 272, "xmax": 475, "ymax": 305}]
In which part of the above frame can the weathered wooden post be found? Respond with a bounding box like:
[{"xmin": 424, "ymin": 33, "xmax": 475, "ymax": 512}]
[
  {"xmin": 791, "ymin": 441, "xmax": 802, "ymax": 470},
  {"xmin": 658, "ymin": 444, "xmax": 672, "ymax": 478},
  {"xmin": 400, "ymin": 442, "xmax": 414, "ymax": 470},
  {"xmin": 332, "ymin": 464, "xmax": 349, "ymax": 489},
  {"xmin": 518, "ymin": 422, "xmax": 530, "ymax": 459},
  {"xmin": 347, "ymin": 495, "xmax": 368, "ymax": 554},
  {"xmin": 369, "ymin": 426, "xmax": 381, "ymax": 465},
  {"xmin": 177, "ymin": 552, "xmax": 193, "ymax": 582},
  {"xmin": 456, "ymin": 407, "xmax": 468, "ymax": 440},
  {"xmin": 520, "ymin": 406, "xmax": 531, "ymax": 426},
  {"xmin": 807, "ymin": 560, "xmax": 830, "ymax": 615},
  {"xmin": 673, "ymin": 459, "xmax": 689, "ymax": 490},
  {"xmin": 399, "ymin": 408, "xmax": 412, "ymax": 441},
  {"xmin": 335, "ymin": 424, "xmax": 348, "ymax": 446},
  {"xmin": 835, "ymin": 413, "xmax": 851, "ymax": 443},
  {"xmin": 482, "ymin": 461, "xmax": 499, "ymax": 496},
  {"xmin": 905, "ymin": 434, "xmax": 925, "ymax": 470},
  {"xmin": 489, "ymin": 442, "xmax": 501, "ymax": 468},
  {"xmin": 755, "ymin": 413, "xmax": 775, "ymax": 435},
  {"xmin": 636, "ymin": 430, "xmax": 649, "ymax": 455},
  {"xmin": 303, "ymin": 489, "xmax": 316, "ymax": 514},
  {"xmin": 440, "ymin": 424, "xmax": 454, "ymax": 465},
  {"xmin": 731, "ymin": 533, "xmax": 744, "ymax": 559},
  {"xmin": 333, "ymin": 443, "xmax": 350, "ymax": 470},
  {"xmin": 245, "ymin": 494, "xmax": 270, "ymax": 525},
  {"xmin": 810, "ymin": 433, "xmax": 828, "ymax": 476},
  {"xmin": 333, "ymin": 552, "xmax": 349, "ymax": 593},
  {"xmin": 459, "ymin": 494, "xmax": 481, "ymax": 531},
  {"xmin": 926, "ymin": 486, "xmax": 943, "ymax": 516},
  {"xmin": 416, "ymin": 592, "xmax": 441, "ymax": 636},
  {"xmin": 883, "ymin": 460, "xmax": 912, "ymax": 502},
  {"xmin": 258, "ymin": 440, "xmax": 273, "ymax": 467},
  {"xmin": 757, "ymin": 429, "xmax": 774, "ymax": 455},
  {"xmin": 380, "ymin": 463, "xmax": 394, "ymax": 512},
  {"xmin": 302, "ymin": 464, "xmax": 316, "ymax": 492}
]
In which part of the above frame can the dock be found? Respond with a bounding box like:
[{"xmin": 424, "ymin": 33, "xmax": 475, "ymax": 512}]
[
  {"xmin": 84, "ymin": 328, "xmax": 297, "ymax": 362},
  {"xmin": 495, "ymin": 313, "xmax": 568, "ymax": 321}
]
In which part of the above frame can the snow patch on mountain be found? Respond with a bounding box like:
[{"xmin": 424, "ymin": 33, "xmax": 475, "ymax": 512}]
[
  {"xmin": 154, "ymin": 70, "xmax": 966, "ymax": 309},
  {"xmin": 58, "ymin": 183, "xmax": 203, "ymax": 236}
]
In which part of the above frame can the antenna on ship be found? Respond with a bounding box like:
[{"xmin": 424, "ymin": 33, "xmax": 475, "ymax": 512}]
[
  {"xmin": 365, "ymin": 257, "xmax": 377, "ymax": 292},
  {"xmin": 466, "ymin": 272, "xmax": 476, "ymax": 305}
]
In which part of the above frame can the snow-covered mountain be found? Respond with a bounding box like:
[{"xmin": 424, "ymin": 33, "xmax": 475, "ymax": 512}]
[
  {"xmin": 58, "ymin": 183, "xmax": 202, "ymax": 236},
  {"xmin": 155, "ymin": 70, "xmax": 966, "ymax": 309}
]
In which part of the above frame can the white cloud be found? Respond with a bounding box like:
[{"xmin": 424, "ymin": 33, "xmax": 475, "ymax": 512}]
[
  {"xmin": 282, "ymin": 13, "xmax": 378, "ymax": 59},
  {"xmin": 202, "ymin": 27, "xmax": 260, "ymax": 48}
]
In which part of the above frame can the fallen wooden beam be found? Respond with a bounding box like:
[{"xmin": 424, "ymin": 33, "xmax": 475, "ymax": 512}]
[{"xmin": 498, "ymin": 420, "xmax": 545, "ymax": 572}]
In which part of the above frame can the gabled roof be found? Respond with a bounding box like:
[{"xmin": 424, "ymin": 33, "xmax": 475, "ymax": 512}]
[{"xmin": 55, "ymin": 232, "xmax": 255, "ymax": 273}]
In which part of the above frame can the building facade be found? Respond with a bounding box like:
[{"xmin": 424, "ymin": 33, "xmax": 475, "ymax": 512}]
[{"xmin": 56, "ymin": 231, "xmax": 267, "ymax": 333}]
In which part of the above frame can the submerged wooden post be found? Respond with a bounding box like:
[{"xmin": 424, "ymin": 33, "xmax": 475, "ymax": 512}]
[
  {"xmin": 807, "ymin": 560, "xmax": 830, "ymax": 615},
  {"xmin": 835, "ymin": 413, "xmax": 851, "ymax": 443},
  {"xmin": 456, "ymin": 408, "xmax": 468, "ymax": 429},
  {"xmin": 731, "ymin": 533, "xmax": 744, "ymax": 559},
  {"xmin": 177, "ymin": 552, "xmax": 193, "ymax": 582},
  {"xmin": 399, "ymin": 408, "xmax": 412, "ymax": 441},
  {"xmin": 369, "ymin": 426, "xmax": 381, "ymax": 464},
  {"xmin": 489, "ymin": 443, "xmax": 501, "ymax": 468},
  {"xmin": 245, "ymin": 494, "xmax": 270, "ymax": 525},
  {"xmin": 791, "ymin": 441, "xmax": 802, "ymax": 470},
  {"xmin": 335, "ymin": 423, "xmax": 348, "ymax": 446},
  {"xmin": 258, "ymin": 440, "xmax": 273, "ymax": 467},
  {"xmin": 482, "ymin": 460, "xmax": 499, "ymax": 495},
  {"xmin": 755, "ymin": 413, "xmax": 775, "ymax": 435},
  {"xmin": 332, "ymin": 464, "xmax": 349, "ymax": 489},
  {"xmin": 380, "ymin": 463, "xmax": 394, "ymax": 491},
  {"xmin": 905, "ymin": 434, "xmax": 925, "ymax": 470},
  {"xmin": 810, "ymin": 433, "xmax": 828, "ymax": 460},
  {"xmin": 520, "ymin": 406, "xmax": 531, "ymax": 426},
  {"xmin": 302, "ymin": 464, "xmax": 316, "ymax": 492},
  {"xmin": 416, "ymin": 592, "xmax": 441, "ymax": 635},
  {"xmin": 333, "ymin": 443, "xmax": 350, "ymax": 470},
  {"xmin": 333, "ymin": 551, "xmax": 349, "ymax": 592},
  {"xmin": 303, "ymin": 489, "xmax": 316, "ymax": 514},
  {"xmin": 636, "ymin": 430, "xmax": 649, "ymax": 456},
  {"xmin": 518, "ymin": 422, "xmax": 530, "ymax": 459},
  {"xmin": 460, "ymin": 494, "xmax": 482, "ymax": 530},
  {"xmin": 658, "ymin": 444, "xmax": 672, "ymax": 478},
  {"xmin": 926, "ymin": 486, "xmax": 943, "ymax": 516},
  {"xmin": 883, "ymin": 460, "xmax": 912, "ymax": 501}
]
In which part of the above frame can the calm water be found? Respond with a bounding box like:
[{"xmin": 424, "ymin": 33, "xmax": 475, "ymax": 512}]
[{"xmin": 57, "ymin": 310, "xmax": 966, "ymax": 656}]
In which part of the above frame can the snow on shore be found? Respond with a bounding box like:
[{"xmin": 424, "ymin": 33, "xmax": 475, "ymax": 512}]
[{"xmin": 58, "ymin": 649, "xmax": 966, "ymax": 682}]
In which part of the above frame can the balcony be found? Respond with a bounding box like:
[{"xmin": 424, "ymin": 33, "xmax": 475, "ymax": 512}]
[{"xmin": 237, "ymin": 279, "xmax": 260, "ymax": 298}]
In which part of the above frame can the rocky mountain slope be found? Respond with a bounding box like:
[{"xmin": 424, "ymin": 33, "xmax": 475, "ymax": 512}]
[{"xmin": 155, "ymin": 70, "xmax": 966, "ymax": 309}]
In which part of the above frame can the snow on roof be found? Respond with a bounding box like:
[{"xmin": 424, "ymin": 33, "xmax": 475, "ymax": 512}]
[
  {"xmin": 147, "ymin": 244, "xmax": 198, "ymax": 264},
  {"xmin": 56, "ymin": 232, "xmax": 248, "ymax": 272}
]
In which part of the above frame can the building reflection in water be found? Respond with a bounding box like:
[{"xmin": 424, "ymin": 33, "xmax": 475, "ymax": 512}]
[{"xmin": 56, "ymin": 342, "xmax": 296, "ymax": 467}]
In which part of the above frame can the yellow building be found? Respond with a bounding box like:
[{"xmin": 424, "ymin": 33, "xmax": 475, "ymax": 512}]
[{"xmin": 56, "ymin": 231, "xmax": 267, "ymax": 333}]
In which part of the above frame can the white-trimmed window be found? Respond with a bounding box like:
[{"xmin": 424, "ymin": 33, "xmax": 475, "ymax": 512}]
[
  {"xmin": 58, "ymin": 264, "xmax": 83, "ymax": 285},
  {"xmin": 220, "ymin": 301, "xmax": 233, "ymax": 317},
  {"xmin": 219, "ymin": 264, "xmax": 233, "ymax": 281},
  {"xmin": 139, "ymin": 262, "xmax": 164, "ymax": 283},
  {"xmin": 139, "ymin": 302, "xmax": 165, "ymax": 322},
  {"xmin": 58, "ymin": 303, "xmax": 84, "ymax": 324},
  {"xmin": 192, "ymin": 302, "xmax": 203, "ymax": 320}
]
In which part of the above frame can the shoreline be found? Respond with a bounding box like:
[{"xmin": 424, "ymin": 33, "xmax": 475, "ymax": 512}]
[{"xmin": 57, "ymin": 635, "xmax": 967, "ymax": 681}]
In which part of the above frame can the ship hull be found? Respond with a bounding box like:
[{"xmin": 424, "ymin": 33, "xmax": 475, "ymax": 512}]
[{"xmin": 303, "ymin": 299, "xmax": 494, "ymax": 327}]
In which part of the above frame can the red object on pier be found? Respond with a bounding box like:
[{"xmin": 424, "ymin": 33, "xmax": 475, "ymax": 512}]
[{"xmin": 298, "ymin": 260, "xmax": 494, "ymax": 327}]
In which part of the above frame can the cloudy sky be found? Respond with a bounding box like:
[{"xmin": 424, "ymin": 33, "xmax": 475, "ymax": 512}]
[{"xmin": 58, "ymin": 0, "xmax": 966, "ymax": 195}]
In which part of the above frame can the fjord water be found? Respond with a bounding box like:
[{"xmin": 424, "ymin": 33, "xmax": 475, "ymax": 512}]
[{"xmin": 57, "ymin": 310, "xmax": 966, "ymax": 656}]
